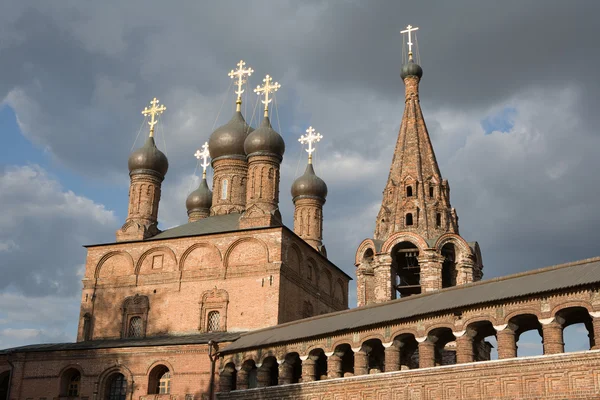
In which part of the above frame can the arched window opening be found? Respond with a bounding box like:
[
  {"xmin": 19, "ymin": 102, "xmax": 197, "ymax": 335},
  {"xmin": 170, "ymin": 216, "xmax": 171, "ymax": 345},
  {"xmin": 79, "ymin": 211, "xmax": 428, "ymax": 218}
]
[
  {"xmin": 106, "ymin": 373, "xmax": 127, "ymax": 400},
  {"xmin": 467, "ymin": 321, "xmax": 497, "ymax": 361},
  {"xmin": 148, "ymin": 365, "xmax": 171, "ymax": 394},
  {"xmin": 405, "ymin": 213, "xmax": 413, "ymax": 226},
  {"xmin": 0, "ymin": 371, "xmax": 9, "ymax": 400},
  {"xmin": 428, "ymin": 328, "xmax": 457, "ymax": 366},
  {"xmin": 394, "ymin": 334, "xmax": 419, "ymax": 369},
  {"xmin": 511, "ymin": 314, "xmax": 543, "ymax": 357},
  {"xmin": 393, "ymin": 242, "xmax": 420, "ymax": 298},
  {"xmin": 558, "ymin": 307, "xmax": 593, "ymax": 351},
  {"xmin": 406, "ymin": 186, "xmax": 413, "ymax": 197},
  {"xmin": 220, "ymin": 363, "xmax": 237, "ymax": 392},
  {"xmin": 429, "ymin": 185, "xmax": 434, "ymax": 198},
  {"xmin": 283, "ymin": 353, "xmax": 302, "ymax": 384},
  {"xmin": 221, "ymin": 179, "xmax": 228, "ymax": 200},
  {"xmin": 207, "ymin": 311, "xmax": 221, "ymax": 332},
  {"xmin": 309, "ymin": 349, "xmax": 328, "ymax": 380},
  {"xmin": 128, "ymin": 316, "xmax": 143, "ymax": 338},
  {"xmin": 436, "ymin": 213, "xmax": 442, "ymax": 227},
  {"xmin": 59, "ymin": 368, "xmax": 81, "ymax": 397},
  {"xmin": 362, "ymin": 339, "xmax": 385, "ymax": 373},
  {"xmin": 259, "ymin": 356, "xmax": 279, "ymax": 387},
  {"xmin": 248, "ymin": 365, "xmax": 258, "ymax": 389},
  {"xmin": 441, "ymin": 243, "xmax": 457, "ymax": 288},
  {"xmin": 334, "ymin": 344, "xmax": 354, "ymax": 377}
]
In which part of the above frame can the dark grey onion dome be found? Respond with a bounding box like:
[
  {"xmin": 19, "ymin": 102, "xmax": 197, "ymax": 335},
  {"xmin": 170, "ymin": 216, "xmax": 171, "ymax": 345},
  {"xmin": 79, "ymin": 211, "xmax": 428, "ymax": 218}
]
[
  {"xmin": 208, "ymin": 111, "xmax": 254, "ymax": 160},
  {"xmin": 186, "ymin": 177, "xmax": 213, "ymax": 213},
  {"xmin": 244, "ymin": 117, "xmax": 285, "ymax": 158},
  {"xmin": 291, "ymin": 163, "xmax": 328, "ymax": 201},
  {"xmin": 128, "ymin": 136, "xmax": 169, "ymax": 176},
  {"xmin": 400, "ymin": 59, "xmax": 423, "ymax": 80}
]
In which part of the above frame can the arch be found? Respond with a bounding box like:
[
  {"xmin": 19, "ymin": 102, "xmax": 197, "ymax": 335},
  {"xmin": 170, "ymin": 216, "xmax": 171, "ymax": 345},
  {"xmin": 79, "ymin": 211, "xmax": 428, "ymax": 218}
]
[
  {"xmin": 179, "ymin": 242, "xmax": 223, "ymax": 271},
  {"xmin": 426, "ymin": 323, "xmax": 457, "ymax": 336},
  {"xmin": 145, "ymin": 360, "xmax": 175, "ymax": 376},
  {"xmin": 307, "ymin": 348, "xmax": 328, "ymax": 381},
  {"xmin": 551, "ymin": 301, "xmax": 593, "ymax": 317},
  {"xmin": 258, "ymin": 350, "xmax": 279, "ymax": 366},
  {"xmin": 333, "ymin": 279, "xmax": 345, "ymax": 304},
  {"xmin": 224, "ymin": 238, "xmax": 269, "ymax": 274},
  {"xmin": 59, "ymin": 366, "xmax": 83, "ymax": 397},
  {"xmin": 389, "ymin": 328, "xmax": 420, "ymax": 340},
  {"xmin": 405, "ymin": 213, "xmax": 413, "ymax": 226},
  {"xmin": 306, "ymin": 258, "xmax": 317, "ymax": 282},
  {"xmin": 319, "ymin": 268, "xmax": 332, "ymax": 295},
  {"xmin": 381, "ymin": 232, "xmax": 428, "ymax": 254},
  {"xmin": 465, "ymin": 320, "xmax": 497, "ymax": 361},
  {"xmin": 285, "ymin": 244, "xmax": 303, "ymax": 275},
  {"xmin": 281, "ymin": 352, "xmax": 302, "ymax": 384},
  {"xmin": 0, "ymin": 370, "xmax": 9, "ymax": 400},
  {"xmin": 503, "ymin": 309, "xmax": 542, "ymax": 325},
  {"xmin": 259, "ymin": 356, "xmax": 279, "ymax": 387},
  {"xmin": 329, "ymin": 339, "xmax": 354, "ymax": 354},
  {"xmin": 359, "ymin": 332, "xmax": 387, "ymax": 344},
  {"xmin": 200, "ymin": 288, "xmax": 229, "ymax": 332},
  {"xmin": 220, "ymin": 362, "xmax": 237, "ymax": 392},
  {"xmin": 148, "ymin": 364, "xmax": 171, "ymax": 394},
  {"xmin": 355, "ymin": 239, "xmax": 379, "ymax": 266},
  {"xmin": 361, "ymin": 338, "xmax": 385, "ymax": 373},
  {"xmin": 98, "ymin": 366, "xmax": 133, "ymax": 400},
  {"xmin": 460, "ymin": 315, "xmax": 500, "ymax": 331},
  {"xmin": 434, "ymin": 233, "xmax": 473, "ymax": 257},
  {"xmin": 95, "ymin": 251, "xmax": 134, "ymax": 279},
  {"xmin": 135, "ymin": 246, "xmax": 178, "ymax": 275}
]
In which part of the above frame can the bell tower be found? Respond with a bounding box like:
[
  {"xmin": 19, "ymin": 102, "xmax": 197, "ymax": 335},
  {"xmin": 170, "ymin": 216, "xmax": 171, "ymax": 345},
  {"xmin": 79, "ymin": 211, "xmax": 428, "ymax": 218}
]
[{"xmin": 356, "ymin": 26, "xmax": 483, "ymax": 306}]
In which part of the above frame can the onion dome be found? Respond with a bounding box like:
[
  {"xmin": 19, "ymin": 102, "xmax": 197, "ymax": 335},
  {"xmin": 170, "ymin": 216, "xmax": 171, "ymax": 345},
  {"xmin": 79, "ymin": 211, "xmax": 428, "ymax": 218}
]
[
  {"xmin": 400, "ymin": 59, "xmax": 423, "ymax": 80},
  {"xmin": 244, "ymin": 117, "xmax": 285, "ymax": 158},
  {"xmin": 128, "ymin": 136, "xmax": 169, "ymax": 176},
  {"xmin": 291, "ymin": 163, "xmax": 328, "ymax": 201},
  {"xmin": 186, "ymin": 177, "xmax": 213, "ymax": 214},
  {"xmin": 208, "ymin": 111, "xmax": 254, "ymax": 160}
]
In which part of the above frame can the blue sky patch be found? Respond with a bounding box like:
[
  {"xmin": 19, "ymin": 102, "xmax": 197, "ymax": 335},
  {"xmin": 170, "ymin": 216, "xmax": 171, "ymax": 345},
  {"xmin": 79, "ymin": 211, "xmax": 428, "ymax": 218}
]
[{"xmin": 481, "ymin": 107, "xmax": 517, "ymax": 135}]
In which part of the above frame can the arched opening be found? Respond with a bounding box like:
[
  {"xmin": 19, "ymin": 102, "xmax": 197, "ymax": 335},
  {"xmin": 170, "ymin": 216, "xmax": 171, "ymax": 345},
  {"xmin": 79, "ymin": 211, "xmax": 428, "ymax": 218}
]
[
  {"xmin": 207, "ymin": 311, "xmax": 221, "ymax": 332},
  {"xmin": 258, "ymin": 356, "xmax": 279, "ymax": 387},
  {"xmin": 282, "ymin": 353, "xmax": 302, "ymax": 384},
  {"xmin": 60, "ymin": 368, "xmax": 81, "ymax": 397},
  {"xmin": 105, "ymin": 373, "xmax": 127, "ymax": 400},
  {"xmin": 466, "ymin": 321, "xmax": 496, "ymax": 361},
  {"xmin": 428, "ymin": 327, "xmax": 457, "ymax": 366},
  {"xmin": 441, "ymin": 243, "xmax": 457, "ymax": 288},
  {"xmin": 335, "ymin": 344, "xmax": 354, "ymax": 377},
  {"xmin": 362, "ymin": 339, "xmax": 385, "ymax": 373},
  {"xmin": 148, "ymin": 365, "xmax": 171, "ymax": 394},
  {"xmin": 406, "ymin": 186, "xmax": 413, "ymax": 197},
  {"xmin": 0, "ymin": 371, "xmax": 10, "ymax": 400},
  {"xmin": 309, "ymin": 348, "xmax": 328, "ymax": 381},
  {"xmin": 436, "ymin": 213, "xmax": 441, "ymax": 227},
  {"xmin": 405, "ymin": 213, "xmax": 413, "ymax": 226},
  {"xmin": 392, "ymin": 242, "xmax": 420, "ymax": 297},
  {"xmin": 511, "ymin": 314, "xmax": 543, "ymax": 357},
  {"xmin": 429, "ymin": 185, "xmax": 434, "ymax": 198},
  {"xmin": 240, "ymin": 360, "xmax": 258, "ymax": 389},
  {"xmin": 221, "ymin": 179, "xmax": 228, "ymax": 200},
  {"xmin": 82, "ymin": 313, "xmax": 92, "ymax": 341},
  {"xmin": 127, "ymin": 316, "xmax": 143, "ymax": 338},
  {"xmin": 557, "ymin": 307, "xmax": 593, "ymax": 351},
  {"xmin": 394, "ymin": 333, "xmax": 419, "ymax": 369},
  {"xmin": 220, "ymin": 362, "xmax": 237, "ymax": 392}
]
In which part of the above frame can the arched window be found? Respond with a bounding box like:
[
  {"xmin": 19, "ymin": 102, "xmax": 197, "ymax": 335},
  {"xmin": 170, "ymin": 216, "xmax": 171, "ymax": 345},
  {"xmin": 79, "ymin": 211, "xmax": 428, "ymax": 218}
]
[
  {"xmin": 406, "ymin": 213, "xmax": 413, "ymax": 226},
  {"xmin": 207, "ymin": 311, "xmax": 220, "ymax": 332},
  {"xmin": 221, "ymin": 179, "xmax": 228, "ymax": 200},
  {"xmin": 436, "ymin": 213, "xmax": 442, "ymax": 227},
  {"xmin": 158, "ymin": 372, "xmax": 171, "ymax": 394},
  {"xmin": 148, "ymin": 365, "xmax": 171, "ymax": 395},
  {"xmin": 307, "ymin": 265, "xmax": 313, "ymax": 281},
  {"xmin": 406, "ymin": 186, "xmax": 413, "ymax": 197},
  {"xmin": 429, "ymin": 185, "xmax": 434, "ymax": 198},
  {"xmin": 68, "ymin": 373, "xmax": 81, "ymax": 396},
  {"xmin": 128, "ymin": 316, "xmax": 143, "ymax": 338},
  {"xmin": 106, "ymin": 373, "xmax": 127, "ymax": 400},
  {"xmin": 60, "ymin": 368, "xmax": 81, "ymax": 397}
]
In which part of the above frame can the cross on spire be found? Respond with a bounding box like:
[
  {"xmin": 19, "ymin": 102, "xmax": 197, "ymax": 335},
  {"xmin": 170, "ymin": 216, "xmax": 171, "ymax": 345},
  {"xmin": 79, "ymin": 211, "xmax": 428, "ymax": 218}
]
[
  {"xmin": 299, "ymin": 126, "xmax": 323, "ymax": 164},
  {"xmin": 254, "ymin": 75, "xmax": 281, "ymax": 117},
  {"xmin": 194, "ymin": 142, "xmax": 211, "ymax": 179},
  {"xmin": 141, "ymin": 97, "xmax": 167, "ymax": 138},
  {"xmin": 228, "ymin": 60, "xmax": 254, "ymax": 112},
  {"xmin": 400, "ymin": 24, "xmax": 419, "ymax": 59}
]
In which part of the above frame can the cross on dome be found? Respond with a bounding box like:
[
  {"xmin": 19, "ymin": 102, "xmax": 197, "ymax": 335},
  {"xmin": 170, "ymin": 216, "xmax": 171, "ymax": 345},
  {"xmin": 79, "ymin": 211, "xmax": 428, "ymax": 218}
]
[
  {"xmin": 228, "ymin": 60, "xmax": 254, "ymax": 112},
  {"xmin": 400, "ymin": 24, "xmax": 419, "ymax": 59},
  {"xmin": 194, "ymin": 142, "xmax": 211, "ymax": 179},
  {"xmin": 299, "ymin": 126, "xmax": 323, "ymax": 164},
  {"xmin": 141, "ymin": 98, "xmax": 167, "ymax": 138},
  {"xmin": 254, "ymin": 75, "xmax": 281, "ymax": 117}
]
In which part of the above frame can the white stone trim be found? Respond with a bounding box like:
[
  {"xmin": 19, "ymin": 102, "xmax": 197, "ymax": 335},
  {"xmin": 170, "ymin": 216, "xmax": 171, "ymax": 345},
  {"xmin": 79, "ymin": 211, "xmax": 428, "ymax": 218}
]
[
  {"xmin": 299, "ymin": 355, "xmax": 309, "ymax": 361},
  {"xmin": 453, "ymin": 330, "xmax": 466, "ymax": 338},
  {"xmin": 415, "ymin": 336, "xmax": 428, "ymax": 343},
  {"xmin": 324, "ymin": 351, "xmax": 334, "ymax": 357},
  {"xmin": 590, "ymin": 311, "xmax": 600, "ymax": 318},
  {"xmin": 538, "ymin": 317, "xmax": 555, "ymax": 325},
  {"xmin": 382, "ymin": 341, "xmax": 394, "ymax": 348},
  {"xmin": 493, "ymin": 324, "xmax": 508, "ymax": 331}
]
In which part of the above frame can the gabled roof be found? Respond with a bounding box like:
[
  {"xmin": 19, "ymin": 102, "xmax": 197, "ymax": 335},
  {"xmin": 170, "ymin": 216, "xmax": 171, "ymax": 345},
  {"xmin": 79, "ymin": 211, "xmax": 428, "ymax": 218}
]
[
  {"xmin": 222, "ymin": 256, "xmax": 600, "ymax": 353},
  {"xmin": 150, "ymin": 213, "xmax": 242, "ymax": 240},
  {"xmin": 0, "ymin": 332, "xmax": 242, "ymax": 354}
]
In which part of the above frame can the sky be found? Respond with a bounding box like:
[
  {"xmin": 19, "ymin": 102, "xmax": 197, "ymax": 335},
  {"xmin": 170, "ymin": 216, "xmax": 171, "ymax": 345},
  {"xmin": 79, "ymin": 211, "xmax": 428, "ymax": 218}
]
[{"xmin": 1, "ymin": 1, "xmax": 599, "ymax": 354}]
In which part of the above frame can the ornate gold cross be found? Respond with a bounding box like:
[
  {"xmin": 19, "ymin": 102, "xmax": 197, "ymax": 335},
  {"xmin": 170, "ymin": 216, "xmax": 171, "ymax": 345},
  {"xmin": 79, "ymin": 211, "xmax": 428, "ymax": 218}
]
[
  {"xmin": 228, "ymin": 60, "xmax": 254, "ymax": 112},
  {"xmin": 254, "ymin": 75, "xmax": 281, "ymax": 117},
  {"xmin": 400, "ymin": 24, "xmax": 419, "ymax": 58},
  {"xmin": 141, "ymin": 98, "xmax": 167, "ymax": 138},
  {"xmin": 299, "ymin": 126, "xmax": 323, "ymax": 164},
  {"xmin": 194, "ymin": 142, "xmax": 211, "ymax": 179}
]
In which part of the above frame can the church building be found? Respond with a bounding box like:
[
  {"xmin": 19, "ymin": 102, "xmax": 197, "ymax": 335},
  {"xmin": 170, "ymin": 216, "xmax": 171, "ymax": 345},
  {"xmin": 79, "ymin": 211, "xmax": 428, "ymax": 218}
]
[{"xmin": 2, "ymin": 27, "xmax": 600, "ymax": 400}]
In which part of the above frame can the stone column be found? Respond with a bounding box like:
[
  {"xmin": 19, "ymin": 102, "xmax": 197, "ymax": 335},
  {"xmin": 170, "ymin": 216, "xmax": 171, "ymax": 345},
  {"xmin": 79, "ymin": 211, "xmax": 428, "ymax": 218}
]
[
  {"xmin": 456, "ymin": 258, "xmax": 475, "ymax": 285},
  {"xmin": 541, "ymin": 317, "xmax": 564, "ymax": 355},
  {"xmin": 455, "ymin": 331, "xmax": 474, "ymax": 364},
  {"xmin": 354, "ymin": 349, "xmax": 368, "ymax": 375},
  {"xmin": 300, "ymin": 357, "xmax": 316, "ymax": 382},
  {"xmin": 590, "ymin": 313, "xmax": 600, "ymax": 350},
  {"xmin": 373, "ymin": 254, "xmax": 394, "ymax": 303},
  {"xmin": 326, "ymin": 354, "xmax": 342, "ymax": 379},
  {"xmin": 495, "ymin": 324, "xmax": 517, "ymax": 359},
  {"xmin": 418, "ymin": 338, "xmax": 436, "ymax": 368},
  {"xmin": 418, "ymin": 251, "xmax": 443, "ymax": 292},
  {"xmin": 256, "ymin": 366, "xmax": 271, "ymax": 388},
  {"xmin": 278, "ymin": 360, "xmax": 293, "ymax": 385},
  {"xmin": 384, "ymin": 342, "xmax": 401, "ymax": 372},
  {"xmin": 236, "ymin": 367, "xmax": 249, "ymax": 390}
]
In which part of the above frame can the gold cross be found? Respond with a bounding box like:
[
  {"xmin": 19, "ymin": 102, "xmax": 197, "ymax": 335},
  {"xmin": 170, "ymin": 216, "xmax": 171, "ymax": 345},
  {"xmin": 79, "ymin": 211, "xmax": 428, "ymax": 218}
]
[
  {"xmin": 141, "ymin": 98, "xmax": 167, "ymax": 137},
  {"xmin": 228, "ymin": 60, "xmax": 254, "ymax": 112},
  {"xmin": 254, "ymin": 75, "xmax": 281, "ymax": 117},
  {"xmin": 194, "ymin": 142, "xmax": 211, "ymax": 179},
  {"xmin": 400, "ymin": 24, "xmax": 419, "ymax": 59},
  {"xmin": 299, "ymin": 126, "xmax": 323, "ymax": 164}
]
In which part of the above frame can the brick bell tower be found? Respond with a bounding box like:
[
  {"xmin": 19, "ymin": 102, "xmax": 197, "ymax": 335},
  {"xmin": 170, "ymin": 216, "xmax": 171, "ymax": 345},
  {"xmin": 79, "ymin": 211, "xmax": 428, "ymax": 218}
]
[
  {"xmin": 355, "ymin": 26, "xmax": 483, "ymax": 306},
  {"xmin": 116, "ymin": 98, "xmax": 169, "ymax": 242}
]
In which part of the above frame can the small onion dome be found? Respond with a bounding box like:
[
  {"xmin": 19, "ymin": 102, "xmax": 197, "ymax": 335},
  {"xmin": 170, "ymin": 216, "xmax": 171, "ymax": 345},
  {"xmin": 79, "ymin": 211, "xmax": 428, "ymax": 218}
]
[
  {"xmin": 208, "ymin": 111, "xmax": 254, "ymax": 160},
  {"xmin": 186, "ymin": 177, "xmax": 213, "ymax": 213},
  {"xmin": 400, "ymin": 59, "xmax": 423, "ymax": 80},
  {"xmin": 291, "ymin": 163, "xmax": 328, "ymax": 201},
  {"xmin": 128, "ymin": 136, "xmax": 169, "ymax": 176},
  {"xmin": 244, "ymin": 116, "xmax": 285, "ymax": 158}
]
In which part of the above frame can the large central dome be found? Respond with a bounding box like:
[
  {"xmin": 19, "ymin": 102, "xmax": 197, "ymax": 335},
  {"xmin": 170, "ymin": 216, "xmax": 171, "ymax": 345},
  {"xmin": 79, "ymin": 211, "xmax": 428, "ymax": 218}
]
[{"xmin": 208, "ymin": 111, "xmax": 254, "ymax": 160}]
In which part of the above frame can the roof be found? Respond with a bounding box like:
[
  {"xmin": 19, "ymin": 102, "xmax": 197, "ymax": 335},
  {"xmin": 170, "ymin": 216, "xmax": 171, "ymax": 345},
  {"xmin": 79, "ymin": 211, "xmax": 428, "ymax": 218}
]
[
  {"xmin": 222, "ymin": 256, "xmax": 600, "ymax": 353},
  {"xmin": 150, "ymin": 213, "xmax": 242, "ymax": 241},
  {"xmin": 0, "ymin": 332, "xmax": 242, "ymax": 355}
]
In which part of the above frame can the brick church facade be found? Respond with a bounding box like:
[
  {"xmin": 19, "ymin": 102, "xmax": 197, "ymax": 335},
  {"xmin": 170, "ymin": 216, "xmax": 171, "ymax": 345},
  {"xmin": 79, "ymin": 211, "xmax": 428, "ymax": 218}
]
[{"xmin": 2, "ymin": 44, "xmax": 600, "ymax": 400}]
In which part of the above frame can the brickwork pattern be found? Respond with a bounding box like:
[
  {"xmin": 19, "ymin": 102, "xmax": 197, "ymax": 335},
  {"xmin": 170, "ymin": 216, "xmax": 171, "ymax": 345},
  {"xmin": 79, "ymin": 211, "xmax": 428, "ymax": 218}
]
[
  {"xmin": 210, "ymin": 158, "xmax": 248, "ymax": 216},
  {"xmin": 293, "ymin": 197, "xmax": 325, "ymax": 252}
]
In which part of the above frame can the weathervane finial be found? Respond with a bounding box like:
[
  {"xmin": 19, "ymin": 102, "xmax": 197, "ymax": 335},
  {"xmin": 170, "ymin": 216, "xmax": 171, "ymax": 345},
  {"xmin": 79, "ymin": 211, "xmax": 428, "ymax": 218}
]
[
  {"xmin": 400, "ymin": 24, "xmax": 419, "ymax": 60},
  {"xmin": 228, "ymin": 60, "xmax": 254, "ymax": 112},
  {"xmin": 141, "ymin": 98, "xmax": 167, "ymax": 138},
  {"xmin": 299, "ymin": 126, "xmax": 323, "ymax": 164},
  {"xmin": 194, "ymin": 142, "xmax": 211, "ymax": 179},
  {"xmin": 254, "ymin": 75, "xmax": 281, "ymax": 117}
]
